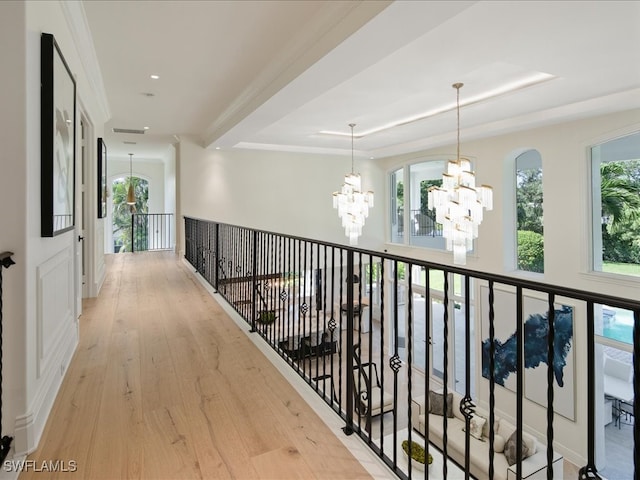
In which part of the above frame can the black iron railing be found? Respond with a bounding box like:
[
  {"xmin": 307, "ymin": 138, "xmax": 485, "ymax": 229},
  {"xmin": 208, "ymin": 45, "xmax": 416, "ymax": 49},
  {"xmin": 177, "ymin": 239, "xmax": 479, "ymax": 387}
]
[
  {"xmin": 184, "ymin": 217, "xmax": 638, "ymax": 480},
  {"xmin": 0, "ymin": 252, "xmax": 15, "ymax": 462},
  {"xmin": 131, "ymin": 213, "xmax": 173, "ymax": 252},
  {"xmin": 395, "ymin": 209, "xmax": 442, "ymax": 237},
  {"xmin": 409, "ymin": 209, "xmax": 442, "ymax": 237}
]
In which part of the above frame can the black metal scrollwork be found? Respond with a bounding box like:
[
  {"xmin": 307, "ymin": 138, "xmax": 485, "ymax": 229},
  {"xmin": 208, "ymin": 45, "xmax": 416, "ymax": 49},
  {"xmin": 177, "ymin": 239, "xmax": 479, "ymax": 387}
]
[
  {"xmin": 459, "ymin": 395, "xmax": 476, "ymax": 420},
  {"xmin": 389, "ymin": 354, "xmax": 402, "ymax": 373}
]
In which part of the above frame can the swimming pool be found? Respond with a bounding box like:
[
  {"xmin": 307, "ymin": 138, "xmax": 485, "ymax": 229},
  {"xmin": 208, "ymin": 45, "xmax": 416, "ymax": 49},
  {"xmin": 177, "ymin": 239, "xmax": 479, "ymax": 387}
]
[{"xmin": 602, "ymin": 308, "xmax": 634, "ymax": 345}]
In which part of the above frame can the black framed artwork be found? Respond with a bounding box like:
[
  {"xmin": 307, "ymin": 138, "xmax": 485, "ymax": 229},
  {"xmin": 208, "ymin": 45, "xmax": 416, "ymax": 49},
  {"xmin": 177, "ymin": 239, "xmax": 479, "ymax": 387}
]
[
  {"xmin": 41, "ymin": 32, "xmax": 76, "ymax": 237},
  {"xmin": 97, "ymin": 137, "xmax": 107, "ymax": 218}
]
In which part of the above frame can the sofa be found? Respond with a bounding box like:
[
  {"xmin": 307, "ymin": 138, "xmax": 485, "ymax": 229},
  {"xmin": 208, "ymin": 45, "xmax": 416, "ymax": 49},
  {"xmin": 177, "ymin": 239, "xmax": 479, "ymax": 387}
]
[{"xmin": 411, "ymin": 390, "xmax": 563, "ymax": 480}]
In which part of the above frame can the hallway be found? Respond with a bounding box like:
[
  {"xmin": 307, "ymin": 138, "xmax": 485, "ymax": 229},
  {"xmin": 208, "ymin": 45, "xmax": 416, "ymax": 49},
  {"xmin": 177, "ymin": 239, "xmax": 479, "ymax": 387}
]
[{"xmin": 20, "ymin": 252, "xmax": 374, "ymax": 480}]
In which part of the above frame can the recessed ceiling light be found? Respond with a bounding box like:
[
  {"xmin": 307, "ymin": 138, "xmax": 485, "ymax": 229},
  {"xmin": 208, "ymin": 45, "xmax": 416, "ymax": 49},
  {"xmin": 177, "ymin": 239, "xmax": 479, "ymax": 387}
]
[
  {"xmin": 215, "ymin": 147, "xmax": 221, "ymax": 150},
  {"xmin": 150, "ymin": 74, "xmax": 159, "ymax": 80},
  {"xmin": 143, "ymin": 126, "xmax": 150, "ymax": 130}
]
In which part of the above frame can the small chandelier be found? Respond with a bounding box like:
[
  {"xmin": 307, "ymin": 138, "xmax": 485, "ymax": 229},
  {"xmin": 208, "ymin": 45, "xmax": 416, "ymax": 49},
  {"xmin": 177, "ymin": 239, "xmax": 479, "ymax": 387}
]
[
  {"xmin": 427, "ymin": 83, "xmax": 493, "ymax": 265},
  {"xmin": 126, "ymin": 153, "xmax": 136, "ymax": 206},
  {"xmin": 332, "ymin": 123, "xmax": 374, "ymax": 245}
]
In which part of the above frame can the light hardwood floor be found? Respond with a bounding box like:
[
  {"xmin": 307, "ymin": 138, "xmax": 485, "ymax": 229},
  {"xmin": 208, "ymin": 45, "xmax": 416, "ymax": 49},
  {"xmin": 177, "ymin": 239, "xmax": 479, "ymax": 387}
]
[{"xmin": 20, "ymin": 252, "xmax": 373, "ymax": 480}]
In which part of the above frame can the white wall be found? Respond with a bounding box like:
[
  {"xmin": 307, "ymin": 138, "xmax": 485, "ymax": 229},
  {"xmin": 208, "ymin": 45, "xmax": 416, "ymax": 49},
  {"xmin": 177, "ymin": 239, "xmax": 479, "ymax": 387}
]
[
  {"xmin": 0, "ymin": 0, "xmax": 108, "ymax": 457},
  {"xmin": 176, "ymin": 135, "xmax": 385, "ymax": 255}
]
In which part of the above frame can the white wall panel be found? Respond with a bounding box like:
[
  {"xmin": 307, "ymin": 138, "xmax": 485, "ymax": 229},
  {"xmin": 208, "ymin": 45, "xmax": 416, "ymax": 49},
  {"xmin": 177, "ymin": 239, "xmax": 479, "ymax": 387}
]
[{"xmin": 36, "ymin": 247, "xmax": 74, "ymax": 379}]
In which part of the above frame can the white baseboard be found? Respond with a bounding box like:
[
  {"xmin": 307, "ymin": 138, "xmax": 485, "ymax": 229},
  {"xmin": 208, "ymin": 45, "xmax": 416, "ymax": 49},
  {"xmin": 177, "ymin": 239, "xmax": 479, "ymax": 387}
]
[{"xmin": 12, "ymin": 322, "xmax": 78, "ymax": 457}]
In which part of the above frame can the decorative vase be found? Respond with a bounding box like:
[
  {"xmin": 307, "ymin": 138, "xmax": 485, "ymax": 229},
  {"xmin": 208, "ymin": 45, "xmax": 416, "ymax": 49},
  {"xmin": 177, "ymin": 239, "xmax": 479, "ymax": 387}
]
[
  {"xmin": 257, "ymin": 310, "xmax": 277, "ymax": 325},
  {"xmin": 401, "ymin": 440, "xmax": 431, "ymax": 472},
  {"xmin": 402, "ymin": 449, "xmax": 427, "ymax": 471}
]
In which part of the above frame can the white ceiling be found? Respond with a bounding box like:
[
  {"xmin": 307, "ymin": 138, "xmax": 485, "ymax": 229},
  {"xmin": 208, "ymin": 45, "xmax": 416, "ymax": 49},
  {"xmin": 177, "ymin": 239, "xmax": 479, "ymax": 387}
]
[{"xmin": 82, "ymin": 0, "xmax": 640, "ymax": 162}]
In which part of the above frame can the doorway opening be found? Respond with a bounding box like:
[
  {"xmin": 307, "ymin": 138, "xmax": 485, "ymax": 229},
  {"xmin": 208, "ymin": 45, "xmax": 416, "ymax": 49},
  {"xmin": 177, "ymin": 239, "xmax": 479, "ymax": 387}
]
[{"xmin": 112, "ymin": 176, "xmax": 149, "ymax": 253}]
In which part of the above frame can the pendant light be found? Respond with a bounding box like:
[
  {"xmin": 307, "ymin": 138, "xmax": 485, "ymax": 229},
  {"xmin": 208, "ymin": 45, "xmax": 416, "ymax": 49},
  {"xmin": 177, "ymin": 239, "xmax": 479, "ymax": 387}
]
[
  {"xmin": 427, "ymin": 83, "xmax": 493, "ymax": 265},
  {"xmin": 126, "ymin": 153, "xmax": 136, "ymax": 205},
  {"xmin": 332, "ymin": 123, "xmax": 374, "ymax": 245}
]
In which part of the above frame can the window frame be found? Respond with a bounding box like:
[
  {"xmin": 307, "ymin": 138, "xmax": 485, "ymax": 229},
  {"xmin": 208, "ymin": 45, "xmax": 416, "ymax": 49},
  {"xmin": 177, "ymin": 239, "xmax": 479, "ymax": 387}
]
[{"xmin": 589, "ymin": 130, "xmax": 640, "ymax": 280}]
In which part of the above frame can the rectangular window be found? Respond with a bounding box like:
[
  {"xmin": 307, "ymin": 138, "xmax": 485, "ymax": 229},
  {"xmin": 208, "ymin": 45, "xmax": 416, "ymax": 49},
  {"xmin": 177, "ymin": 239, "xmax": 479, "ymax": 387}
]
[
  {"xmin": 390, "ymin": 168, "xmax": 404, "ymax": 243},
  {"xmin": 591, "ymin": 131, "xmax": 640, "ymax": 277},
  {"xmin": 409, "ymin": 162, "xmax": 445, "ymax": 248}
]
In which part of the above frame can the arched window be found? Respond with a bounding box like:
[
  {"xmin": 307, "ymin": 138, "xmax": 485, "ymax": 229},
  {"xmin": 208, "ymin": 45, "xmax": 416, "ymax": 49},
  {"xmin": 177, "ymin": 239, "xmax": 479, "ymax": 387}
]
[
  {"xmin": 515, "ymin": 150, "xmax": 544, "ymax": 273},
  {"xmin": 112, "ymin": 176, "xmax": 149, "ymax": 253}
]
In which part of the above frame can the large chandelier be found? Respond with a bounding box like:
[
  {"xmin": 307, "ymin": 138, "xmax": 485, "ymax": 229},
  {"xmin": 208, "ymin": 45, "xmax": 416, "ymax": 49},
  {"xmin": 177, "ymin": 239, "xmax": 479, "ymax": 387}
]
[
  {"xmin": 427, "ymin": 83, "xmax": 493, "ymax": 265},
  {"xmin": 332, "ymin": 123, "xmax": 374, "ymax": 245}
]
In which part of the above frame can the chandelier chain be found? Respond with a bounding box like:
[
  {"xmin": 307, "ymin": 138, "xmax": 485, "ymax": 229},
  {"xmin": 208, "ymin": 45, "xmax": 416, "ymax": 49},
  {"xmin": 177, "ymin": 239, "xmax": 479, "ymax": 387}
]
[
  {"xmin": 349, "ymin": 123, "xmax": 355, "ymax": 173},
  {"xmin": 456, "ymin": 85, "xmax": 460, "ymax": 161}
]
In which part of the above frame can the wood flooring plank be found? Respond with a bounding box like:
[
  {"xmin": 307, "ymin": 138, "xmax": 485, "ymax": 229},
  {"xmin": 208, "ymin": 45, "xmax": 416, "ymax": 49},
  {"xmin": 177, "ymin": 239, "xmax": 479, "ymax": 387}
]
[
  {"xmin": 250, "ymin": 446, "xmax": 317, "ymax": 480},
  {"xmin": 19, "ymin": 252, "xmax": 372, "ymax": 480},
  {"xmin": 85, "ymin": 328, "xmax": 144, "ymax": 480},
  {"xmin": 142, "ymin": 405, "xmax": 203, "ymax": 480},
  {"xmin": 177, "ymin": 374, "xmax": 258, "ymax": 480}
]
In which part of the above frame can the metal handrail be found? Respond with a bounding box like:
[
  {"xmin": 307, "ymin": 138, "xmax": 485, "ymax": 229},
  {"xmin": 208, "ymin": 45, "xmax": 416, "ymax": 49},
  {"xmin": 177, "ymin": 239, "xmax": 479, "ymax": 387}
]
[
  {"xmin": 184, "ymin": 217, "xmax": 639, "ymax": 480},
  {"xmin": 130, "ymin": 213, "xmax": 173, "ymax": 252}
]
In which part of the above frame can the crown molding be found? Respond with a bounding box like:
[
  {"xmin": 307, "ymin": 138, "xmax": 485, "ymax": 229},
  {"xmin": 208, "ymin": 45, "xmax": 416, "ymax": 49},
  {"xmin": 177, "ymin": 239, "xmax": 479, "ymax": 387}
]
[{"xmin": 60, "ymin": 0, "xmax": 111, "ymax": 122}]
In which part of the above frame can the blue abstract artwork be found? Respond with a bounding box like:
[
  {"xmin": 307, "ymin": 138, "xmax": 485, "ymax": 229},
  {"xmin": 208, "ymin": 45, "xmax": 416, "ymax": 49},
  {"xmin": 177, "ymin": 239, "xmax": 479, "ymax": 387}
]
[
  {"xmin": 480, "ymin": 287, "xmax": 575, "ymax": 420},
  {"xmin": 481, "ymin": 305, "xmax": 573, "ymax": 387}
]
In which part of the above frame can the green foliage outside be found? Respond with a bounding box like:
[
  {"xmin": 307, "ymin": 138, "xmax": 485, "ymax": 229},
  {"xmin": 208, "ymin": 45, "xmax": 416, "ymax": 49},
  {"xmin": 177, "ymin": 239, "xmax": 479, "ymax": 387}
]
[
  {"xmin": 419, "ymin": 179, "xmax": 442, "ymax": 214},
  {"xmin": 396, "ymin": 181, "xmax": 404, "ymax": 209},
  {"xmin": 600, "ymin": 161, "xmax": 640, "ymax": 267},
  {"xmin": 516, "ymin": 167, "xmax": 544, "ymax": 272},
  {"xmin": 517, "ymin": 230, "xmax": 544, "ymax": 273},
  {"xmin": 396, "ymin": 262, "xmax": 405, "ymax": 280},
  {"xmin": 112, "ymin": 177, "xmax": 149, "ymax": 253},
  {"xmin": 365, "ymin": 262, "xmax": 382, "ymax": 283},
  {"xmin": 395, "ymin": 174, "xmax": 440, "ymax": 221},
  {"xmin": 602, "ymin": 261, "xmax": 640, "ymax": 276},
  {"xmin": 516, "ymin": 168, "xmax": 544, "ymax": 234}
]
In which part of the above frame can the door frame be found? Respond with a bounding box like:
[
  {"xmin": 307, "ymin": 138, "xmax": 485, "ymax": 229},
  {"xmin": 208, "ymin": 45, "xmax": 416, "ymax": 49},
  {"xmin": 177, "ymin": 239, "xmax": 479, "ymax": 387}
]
[{"xmin": 76, "ymin": 105, "xmax": 96, "ymax": 314}]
